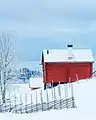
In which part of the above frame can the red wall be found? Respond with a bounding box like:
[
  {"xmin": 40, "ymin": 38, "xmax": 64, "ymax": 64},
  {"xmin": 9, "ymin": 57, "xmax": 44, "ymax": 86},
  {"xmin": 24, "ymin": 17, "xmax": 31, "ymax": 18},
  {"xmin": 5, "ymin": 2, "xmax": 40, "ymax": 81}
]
[{"xmin": 43, "ymin": 62, "xmax": 93, "ymax": 83}]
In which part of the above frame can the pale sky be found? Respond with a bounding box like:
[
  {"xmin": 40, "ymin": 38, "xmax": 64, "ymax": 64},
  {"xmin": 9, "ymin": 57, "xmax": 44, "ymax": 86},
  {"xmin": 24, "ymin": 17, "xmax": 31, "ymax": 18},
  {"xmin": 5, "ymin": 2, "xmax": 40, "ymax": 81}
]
[{"xmin": 0, "ymin": 0, "xmax": 96, "ymax": 61}]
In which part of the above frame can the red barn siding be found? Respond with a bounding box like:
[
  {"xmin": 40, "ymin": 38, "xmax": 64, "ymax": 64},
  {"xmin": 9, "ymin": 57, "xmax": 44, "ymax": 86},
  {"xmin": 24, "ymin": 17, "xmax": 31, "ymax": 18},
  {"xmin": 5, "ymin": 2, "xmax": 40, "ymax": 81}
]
[
  {"xmin": 47, "ymin": 64, "xmax": 67, "ymax": 83},
  {"xmin": 43, "ymin": 62, "xmax": 93, "ymax": 83},
  {"xmin": 68, "ymin": 63, "xmax": 92, "ymax": 82}
]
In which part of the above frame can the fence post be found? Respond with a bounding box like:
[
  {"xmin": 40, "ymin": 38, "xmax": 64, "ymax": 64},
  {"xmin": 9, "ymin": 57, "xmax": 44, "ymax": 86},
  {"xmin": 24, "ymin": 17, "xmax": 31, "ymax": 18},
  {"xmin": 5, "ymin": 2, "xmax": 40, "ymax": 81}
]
[
  {"xmin": 76, "ymin": 74, "xmax": 79, "ymax": 83},
  {"xmin": 69, "ymin": 77, "xmax": 71, "ymax": 84},
  {"xmin": 52, "ymin": 80, "xmax": 53, "ymax": 88},
  {"xmin": 25, "ymin": 93, "xmax": 27, "ymax": 113},
  {"xmin": 71, "ymin": 84, "xmax": 75, "ymax": 108},
  {"xmin": 58, "ymin": 82, "xmax": 60, "ymax": 97},
  {"xmin": 53, "ymin": 86, "xmax": 56, "ymax": 109},
  {"xmin": 71, "ymin": 83, "xmax": 74, "ymax": 98},
  {"xmin": 36, "ymin": 91, "xmax": 38, "ymax": 112},
  {"xmin": 46, "ymin": 89, "xmax": 49, "ymax": 110},
  {"xmin": 40, "ymin": 90, "xmax": 43, "ymax": 111},
  {"xmin": 51, "ymin": 86, "xmax": 54, "ymax": 99},
  {"xmin": 0, "ymin": 98, "xmax": 2, "ymax": 112},
  {"xmin": 31, "ymin": 94, "xmax": 33, "ymax": 113},
  {"xmin": 20, "ymin": 94, "xmax": 22, "ymax": 113},
  {"xmin": 64, "ymin": 84, "xmax": 68, "ymax": 108},
  {"xmin": 69, "ymin": 77, "xmax": 71, "ymax": 88},
  {"xmin": 5, "ymin": 97, "xmax": 6, "ymax": 112},
  {"xmin": 14, "ymin": 94, "xmax": 17, "ymax": 113},
  {"xmin": 58, "ymin": 81, "xmax": 62, "ymax": 109},
  {"xmin": 9, "ymin": 93, "xmax": 11, "ymax": 112}
]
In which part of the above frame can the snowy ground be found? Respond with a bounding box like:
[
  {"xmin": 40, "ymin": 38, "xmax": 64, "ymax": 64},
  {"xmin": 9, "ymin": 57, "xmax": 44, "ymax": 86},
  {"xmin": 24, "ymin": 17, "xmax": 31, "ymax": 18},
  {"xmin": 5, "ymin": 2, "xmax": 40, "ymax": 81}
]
[
  {"xmin": 29, "ymin": 77, "xmax": 43, "ymax": 89},
  {"xmin": 0, "ymin": 109, "xmax": 95, "ymax": 120},
  {"xmin": 1, "ymin": 77, "xmax": 96, "ymax": 119}
]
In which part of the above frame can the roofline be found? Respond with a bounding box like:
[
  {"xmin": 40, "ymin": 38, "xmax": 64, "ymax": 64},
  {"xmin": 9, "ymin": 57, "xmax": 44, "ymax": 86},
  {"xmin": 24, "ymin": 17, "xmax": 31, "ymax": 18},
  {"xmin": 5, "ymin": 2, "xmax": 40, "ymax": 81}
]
[
  {"xmin": 43, "ymin": 61, "xmax": 94, "ymax": 63},
  {"xmin": 42, "ymin": 48, "xmax": 92, "ymax": 51}
]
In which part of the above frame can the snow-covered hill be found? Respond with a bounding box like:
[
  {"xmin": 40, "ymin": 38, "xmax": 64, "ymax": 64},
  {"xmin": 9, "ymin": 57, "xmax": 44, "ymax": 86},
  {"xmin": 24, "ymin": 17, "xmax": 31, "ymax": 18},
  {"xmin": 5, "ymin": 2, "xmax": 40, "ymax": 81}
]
[{"xmin": 1, "ymin": 77, "xmax": 96, "ymax": 120}]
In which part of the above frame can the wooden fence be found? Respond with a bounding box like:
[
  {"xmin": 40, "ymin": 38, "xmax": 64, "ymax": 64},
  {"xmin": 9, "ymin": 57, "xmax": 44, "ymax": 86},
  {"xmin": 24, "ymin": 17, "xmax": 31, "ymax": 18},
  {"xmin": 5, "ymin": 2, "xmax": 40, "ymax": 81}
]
[{"xmin": 0, "ymin": 83, "xmax": 76, "ymax": 114}]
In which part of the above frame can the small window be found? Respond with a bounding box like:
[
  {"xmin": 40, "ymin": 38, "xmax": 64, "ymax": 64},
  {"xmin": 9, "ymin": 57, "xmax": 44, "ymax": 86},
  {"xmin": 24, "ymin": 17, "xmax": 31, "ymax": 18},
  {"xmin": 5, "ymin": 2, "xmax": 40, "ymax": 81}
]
[{"xmin": 67, "ymin": 56, "xmax": 73, "ymax": 60}]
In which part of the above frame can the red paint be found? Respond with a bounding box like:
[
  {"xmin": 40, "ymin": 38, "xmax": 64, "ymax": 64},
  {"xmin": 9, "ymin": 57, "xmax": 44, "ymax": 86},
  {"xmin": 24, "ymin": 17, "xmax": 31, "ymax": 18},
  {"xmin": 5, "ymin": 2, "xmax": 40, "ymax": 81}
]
[{"xmin": 43, "ymin": 62, "xmax": 93, "ymax": 83}]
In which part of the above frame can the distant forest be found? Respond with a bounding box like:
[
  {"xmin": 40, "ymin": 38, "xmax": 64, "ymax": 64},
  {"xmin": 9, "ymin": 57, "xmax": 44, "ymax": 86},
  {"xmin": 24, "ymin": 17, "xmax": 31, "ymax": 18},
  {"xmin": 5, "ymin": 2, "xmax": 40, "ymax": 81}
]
[{"xmin": 17, "ymin": 68, "xmax": 42, "ymax": 82}]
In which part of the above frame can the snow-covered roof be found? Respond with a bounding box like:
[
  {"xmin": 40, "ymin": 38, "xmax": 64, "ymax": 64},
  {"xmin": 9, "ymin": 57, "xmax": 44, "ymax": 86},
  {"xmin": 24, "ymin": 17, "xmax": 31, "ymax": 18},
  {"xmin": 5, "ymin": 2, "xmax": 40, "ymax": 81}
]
[{"xmin": 43, "ymin": 49, "xmax": 94, "ymax": 62}]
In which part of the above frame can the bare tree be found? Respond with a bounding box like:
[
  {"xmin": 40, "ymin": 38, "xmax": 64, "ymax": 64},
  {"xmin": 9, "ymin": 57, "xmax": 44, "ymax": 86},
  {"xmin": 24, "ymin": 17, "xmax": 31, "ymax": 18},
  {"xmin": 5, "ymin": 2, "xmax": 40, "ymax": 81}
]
[{"xmin": 0, "ymin": 33, "xmax": 17, "ymax": 103}]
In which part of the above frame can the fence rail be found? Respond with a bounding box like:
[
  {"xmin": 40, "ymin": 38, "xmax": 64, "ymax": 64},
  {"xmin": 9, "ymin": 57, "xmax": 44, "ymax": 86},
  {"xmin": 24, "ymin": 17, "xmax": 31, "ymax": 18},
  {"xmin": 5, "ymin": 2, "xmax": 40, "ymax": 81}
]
[{"xmin": 0, "ymin": 97, "xmax": 75, "ymax": 113}]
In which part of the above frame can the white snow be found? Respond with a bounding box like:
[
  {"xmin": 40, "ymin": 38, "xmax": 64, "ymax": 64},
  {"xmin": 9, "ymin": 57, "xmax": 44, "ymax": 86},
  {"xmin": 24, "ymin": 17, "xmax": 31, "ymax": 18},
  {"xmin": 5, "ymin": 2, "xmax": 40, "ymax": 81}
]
[
  {"xmin": 1, "ymin": 77, "xmax": 96, "ymax": 119},
  {"xmin": 43, "ymin": 49, "xmax": 94, "ymax": 62},
  {"xmin": 29, "ymin": 77, "xmax": 43, "ymax": 88}
]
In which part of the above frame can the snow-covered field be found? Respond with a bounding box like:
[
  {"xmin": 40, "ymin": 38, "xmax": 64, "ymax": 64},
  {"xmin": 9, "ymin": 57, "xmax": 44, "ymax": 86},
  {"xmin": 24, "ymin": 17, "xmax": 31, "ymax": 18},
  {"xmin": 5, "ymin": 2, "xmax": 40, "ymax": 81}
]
[
  {"xmin": 1, "ymin": 77, "xmax": 96, "ymax": 120},
  {"xmin": 0, "ymin": 108, "xmax": 95, "ymax": 120}
]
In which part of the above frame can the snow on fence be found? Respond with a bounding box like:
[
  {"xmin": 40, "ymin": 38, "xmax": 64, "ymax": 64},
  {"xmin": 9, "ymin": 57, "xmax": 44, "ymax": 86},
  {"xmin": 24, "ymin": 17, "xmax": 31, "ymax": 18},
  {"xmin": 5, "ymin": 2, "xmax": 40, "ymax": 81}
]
[{"xmin": 0, "ymin": 83, "xmax": 76, "ymax": 114}]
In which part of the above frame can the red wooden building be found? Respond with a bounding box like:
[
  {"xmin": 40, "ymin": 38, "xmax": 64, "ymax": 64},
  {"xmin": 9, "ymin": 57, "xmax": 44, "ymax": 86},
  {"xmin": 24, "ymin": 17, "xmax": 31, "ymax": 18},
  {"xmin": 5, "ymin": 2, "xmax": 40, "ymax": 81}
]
[{"xmin": 42, "ymin": 45, "xmax": 94, "ymax": 89}]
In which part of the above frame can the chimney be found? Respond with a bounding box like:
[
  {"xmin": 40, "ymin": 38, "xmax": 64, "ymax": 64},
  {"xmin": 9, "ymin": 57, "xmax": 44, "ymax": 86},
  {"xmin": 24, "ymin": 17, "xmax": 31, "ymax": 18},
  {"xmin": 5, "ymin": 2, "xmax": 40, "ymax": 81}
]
[
  {"xmin": 67, "ymin": 44, "xmax": 73, "ymax": 59},
  {"xmin": 47, "ymin": 50, "xmax": 49, "ymax": 54},
  {"xmin": 67, "ymin": 44, "xmax": 73, "ymax": 48}
]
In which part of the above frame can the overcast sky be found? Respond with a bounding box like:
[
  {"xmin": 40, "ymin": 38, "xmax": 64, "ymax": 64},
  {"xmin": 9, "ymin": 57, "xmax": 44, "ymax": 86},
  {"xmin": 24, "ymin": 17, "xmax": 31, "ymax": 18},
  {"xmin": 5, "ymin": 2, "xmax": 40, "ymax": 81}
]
[{"xmin": 0, "ymin": 0, "xmax": 96, "ymax": 61}]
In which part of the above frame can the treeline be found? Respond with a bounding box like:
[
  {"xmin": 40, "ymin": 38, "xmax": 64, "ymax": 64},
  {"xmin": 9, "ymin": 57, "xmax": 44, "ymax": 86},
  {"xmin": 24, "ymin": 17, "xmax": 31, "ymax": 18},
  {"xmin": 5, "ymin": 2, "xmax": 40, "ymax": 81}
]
[{"xmin": 17, "ymin": 68, "xmax": 42, "ymax": 82}]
